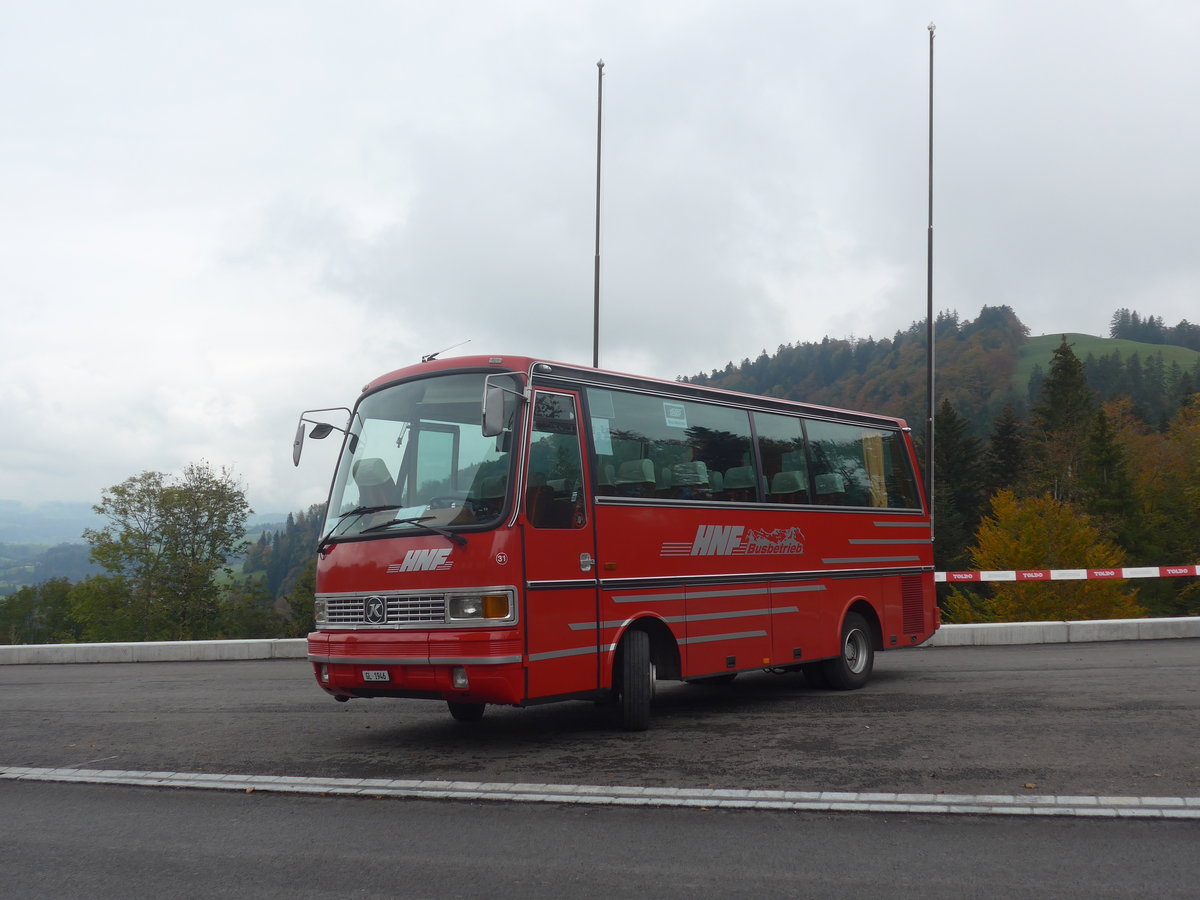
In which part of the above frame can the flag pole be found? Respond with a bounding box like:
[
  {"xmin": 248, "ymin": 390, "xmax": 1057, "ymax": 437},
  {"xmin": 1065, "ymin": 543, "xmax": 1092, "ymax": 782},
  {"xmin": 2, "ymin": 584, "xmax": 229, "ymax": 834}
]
[
  {"xmin": 592, "ymin": 59, "xmax": 605, "ymax": 369},
  {"xmin": 925, "ymin": 24, "xmax": 936, "ymax": 518}
]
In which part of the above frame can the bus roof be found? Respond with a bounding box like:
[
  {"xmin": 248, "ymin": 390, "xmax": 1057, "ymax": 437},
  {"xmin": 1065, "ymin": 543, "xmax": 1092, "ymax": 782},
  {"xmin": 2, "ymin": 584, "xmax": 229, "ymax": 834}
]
[{"xmin": 361, "ymin": 354, "xmax": 911, "ymax": 430}]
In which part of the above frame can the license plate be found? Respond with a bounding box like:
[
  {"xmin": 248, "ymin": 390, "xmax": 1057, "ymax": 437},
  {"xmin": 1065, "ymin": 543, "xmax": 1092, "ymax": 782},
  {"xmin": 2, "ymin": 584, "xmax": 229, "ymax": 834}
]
[{"xmin": 362, "ymin": 670, "xmax": 390, "ymax": 682}]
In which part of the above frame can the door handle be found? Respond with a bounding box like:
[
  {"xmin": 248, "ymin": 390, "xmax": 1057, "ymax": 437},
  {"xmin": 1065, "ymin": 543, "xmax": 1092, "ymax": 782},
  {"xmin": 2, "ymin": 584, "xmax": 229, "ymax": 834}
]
[{"xmin": 579, "ymin": 552, "xmax": 595, "ymax": 573}]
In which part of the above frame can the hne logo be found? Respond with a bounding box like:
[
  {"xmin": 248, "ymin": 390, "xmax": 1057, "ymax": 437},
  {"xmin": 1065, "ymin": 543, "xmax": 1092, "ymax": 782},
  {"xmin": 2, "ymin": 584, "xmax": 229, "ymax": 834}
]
[
  {"xmin": 692, "ymin": 525, "xmax": 746, "ymax": 555},
  {"xmin": 388, "ymin": 548, "xmax": 454, "ymax": 573},
  {"xmin": 660, "ymin": 524, "xmax": 806, "ymax": 557}
]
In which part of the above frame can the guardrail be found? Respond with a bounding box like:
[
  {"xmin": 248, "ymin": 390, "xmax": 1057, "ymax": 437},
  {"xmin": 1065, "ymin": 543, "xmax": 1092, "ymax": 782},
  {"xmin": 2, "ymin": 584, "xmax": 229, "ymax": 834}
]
[
  {"xmin": 2, "ymin": 617, "xmax": 1199, "ymax": 664},
  {"xmin": 937, "ymin": 564, "xmax": 1199, "ymax": 583}
]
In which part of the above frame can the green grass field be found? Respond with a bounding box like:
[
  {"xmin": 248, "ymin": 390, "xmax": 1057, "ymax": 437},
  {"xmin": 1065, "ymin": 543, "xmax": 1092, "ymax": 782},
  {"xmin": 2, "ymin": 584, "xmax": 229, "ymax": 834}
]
[{"xmin": 1016, "ymin": 333, "xmax": 1200, "ymax": 388}]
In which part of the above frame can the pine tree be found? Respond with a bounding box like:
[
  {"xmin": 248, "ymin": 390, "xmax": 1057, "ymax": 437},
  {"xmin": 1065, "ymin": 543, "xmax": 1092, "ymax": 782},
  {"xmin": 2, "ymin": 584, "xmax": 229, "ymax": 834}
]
[
  {"xmin": 986, "ymin": 405, "xmax": 1025, "ymax": 495},
  {"xmin": 1081, "ymin": 407, "xmax": 1137, "ymax": 544},
  {"xmin": 1025, "ymin": 337, "xmax": 1094, "ymax": 502},
  {"xmin": 932, "ymin": 398, "xmax": 986, "ymax": 571}
]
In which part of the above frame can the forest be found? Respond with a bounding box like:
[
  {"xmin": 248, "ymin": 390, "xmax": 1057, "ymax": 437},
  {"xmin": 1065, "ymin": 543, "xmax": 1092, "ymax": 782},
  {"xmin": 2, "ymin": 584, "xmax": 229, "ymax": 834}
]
[
  {"xmin": 687, "ymin": 306, "xmax": 1200, "ymax": 620},
  {"xmin": 2, "ymin": 305, "xmax": 1198, "ymax": 642}
]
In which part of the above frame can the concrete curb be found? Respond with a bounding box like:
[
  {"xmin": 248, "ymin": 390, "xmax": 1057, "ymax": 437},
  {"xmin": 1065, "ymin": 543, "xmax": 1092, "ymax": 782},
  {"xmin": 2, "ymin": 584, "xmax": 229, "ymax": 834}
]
[
  {"xmin": 5, "ymin": 765, "xmax": 1200, "ymax": 819},
  {"xmin": 1, "ymin": 618, "xmax": 1198, "ymax": 664},
  {"xmin": 924, "ymin": 617, "xmax": 1200, "ymax": 647},
  {"xmin": 0, "ymin": 638, "xmax": 307, "ymax": 665}
]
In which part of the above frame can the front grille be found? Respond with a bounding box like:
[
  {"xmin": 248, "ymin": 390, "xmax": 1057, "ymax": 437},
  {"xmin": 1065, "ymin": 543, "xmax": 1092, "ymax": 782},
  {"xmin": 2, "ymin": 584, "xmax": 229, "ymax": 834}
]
[{"xmin": 325, "ymin": 594, "xmax": 447, "ymax": 626}]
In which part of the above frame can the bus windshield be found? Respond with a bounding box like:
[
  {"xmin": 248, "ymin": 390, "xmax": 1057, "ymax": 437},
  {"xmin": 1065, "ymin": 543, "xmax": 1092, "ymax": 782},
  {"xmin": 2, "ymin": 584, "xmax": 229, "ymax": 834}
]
[{"xmin": 321, "ymin": 371, "xmax": 520, "ymax": 543}]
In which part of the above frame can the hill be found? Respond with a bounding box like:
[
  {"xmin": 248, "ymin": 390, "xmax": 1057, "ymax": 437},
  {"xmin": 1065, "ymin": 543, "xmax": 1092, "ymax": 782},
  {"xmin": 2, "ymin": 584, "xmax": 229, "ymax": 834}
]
[
  {"xmin": 686, "ymin": 307, "xmax": 1200, "ymax": 437},
  {"xmin": 1018, "ymin": 333, "xmax": 1200, "ymax": 388}
]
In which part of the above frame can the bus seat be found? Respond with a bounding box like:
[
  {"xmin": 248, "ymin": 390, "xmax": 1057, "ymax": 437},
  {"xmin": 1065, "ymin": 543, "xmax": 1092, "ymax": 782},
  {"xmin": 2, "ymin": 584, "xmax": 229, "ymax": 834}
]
[
  {"xmin": 671, "ymin": 460, "xmax": 708, "ymax": 485},
  {"xmin": 709, "ymin": 470, "xmax": 724, "ymax": 493},
  {"xmin": 769, "ymin": 470, "xmax": 808, "ymax": 503},
  {"xmin": 814, "ymin": 472, "xmax": 846, "ymax": 504},
  {"xmin": 723, "ymin": 466, "xmax": 755, "ymax": 489},
  {"xmin": 352, "ymin": 458, "xmax": 396, "ymax": 507},
  {"xmin": 781, "ymin": 450, "xmax": 806, "ymax": 472},
  {"xmin": 615, "ymin": 459, "xmax": 656, "ymax": 497},
  {"xmin": 722, "ymin": 465, "xmax": 757, "ymax": 502},
  {"xmin": 663, "ymin": 461, "xmax": 709, "ymax": 500}
]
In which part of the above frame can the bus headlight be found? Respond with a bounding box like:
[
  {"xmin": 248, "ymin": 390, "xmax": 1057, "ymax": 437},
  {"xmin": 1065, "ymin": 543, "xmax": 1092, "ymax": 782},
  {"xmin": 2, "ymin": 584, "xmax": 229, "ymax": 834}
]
[
  {"xmin": 448, "ymin": 591, "xmax": 513, "ymax": 622},
  {"xmin": 314, "ymin": 598, "xmax": 327, "ymax": 626}
]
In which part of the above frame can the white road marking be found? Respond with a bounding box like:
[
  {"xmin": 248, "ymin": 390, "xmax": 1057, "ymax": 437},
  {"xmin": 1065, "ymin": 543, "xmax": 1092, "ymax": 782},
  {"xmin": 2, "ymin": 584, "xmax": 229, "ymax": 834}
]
[{"xmin": 4, "ymin": 766, "xmax": 1199, "ymax": 819}]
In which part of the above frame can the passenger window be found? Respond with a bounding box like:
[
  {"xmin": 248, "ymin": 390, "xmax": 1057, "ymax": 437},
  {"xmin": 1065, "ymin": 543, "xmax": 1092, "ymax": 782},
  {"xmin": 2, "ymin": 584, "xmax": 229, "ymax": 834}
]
[
  {"xmin": 805, "ymin": 420, "xmax": 919, "ymax": 509},
  {"xmin": 526, "ymin": 393, "xmax": 586, "ymax": 528},
  {"xmin": 753, "ymin": 412, "xmax": 811, "ymax": 505},
  {"xmin": 587, "ymin": 389, "xmax": 755, "ymax": 502}
]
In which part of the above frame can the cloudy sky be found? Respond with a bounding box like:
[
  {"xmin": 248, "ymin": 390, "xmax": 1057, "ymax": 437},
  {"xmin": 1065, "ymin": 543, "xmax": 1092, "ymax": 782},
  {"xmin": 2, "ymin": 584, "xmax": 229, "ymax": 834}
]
[{"xmin": 3, "ymin": 1, "xmax": 1198, "ymax": 516}]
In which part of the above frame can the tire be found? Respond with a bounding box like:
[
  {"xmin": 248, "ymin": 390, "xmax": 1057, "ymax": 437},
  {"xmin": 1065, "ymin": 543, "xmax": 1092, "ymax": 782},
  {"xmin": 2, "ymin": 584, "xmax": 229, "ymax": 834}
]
[
  {"xmin": 617, "ymin": 629, "xmax": 654, "ymax": 731},
  {"xmin": 447, "ymin": 701, "xmax": 486, "ymax": 722},
  {"xmin": 820, "ymin": 611, "xmax": 874, "ymax": 691}
]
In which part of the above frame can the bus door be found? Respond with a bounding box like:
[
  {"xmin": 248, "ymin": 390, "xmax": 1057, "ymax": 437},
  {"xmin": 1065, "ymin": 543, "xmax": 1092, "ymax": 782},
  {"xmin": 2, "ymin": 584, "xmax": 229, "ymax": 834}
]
[{"xmin": 521, "ymin": 390, "xmax": 600, "ymax": 700}]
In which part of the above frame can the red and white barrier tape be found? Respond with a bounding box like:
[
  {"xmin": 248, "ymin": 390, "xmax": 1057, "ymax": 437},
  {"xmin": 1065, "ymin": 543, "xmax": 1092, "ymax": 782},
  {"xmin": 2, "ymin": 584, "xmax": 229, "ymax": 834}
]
[{"xmin": 936, "ymin": 565, "xmax": 1199, "ymax": 583}]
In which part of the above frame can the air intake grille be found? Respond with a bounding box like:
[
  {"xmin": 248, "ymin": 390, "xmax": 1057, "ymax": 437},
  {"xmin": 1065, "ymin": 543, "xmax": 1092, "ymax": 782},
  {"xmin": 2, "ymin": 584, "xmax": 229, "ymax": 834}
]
[{"xmin": 901, "ymin": 575, "xmax": 925, "ymax": 633}]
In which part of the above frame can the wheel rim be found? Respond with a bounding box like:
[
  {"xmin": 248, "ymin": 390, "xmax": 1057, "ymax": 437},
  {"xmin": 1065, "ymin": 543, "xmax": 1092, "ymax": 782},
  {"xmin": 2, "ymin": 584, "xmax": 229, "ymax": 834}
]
[{"xmin": 844, "ymin": 628, "xmax": 868, "ymax": 674}]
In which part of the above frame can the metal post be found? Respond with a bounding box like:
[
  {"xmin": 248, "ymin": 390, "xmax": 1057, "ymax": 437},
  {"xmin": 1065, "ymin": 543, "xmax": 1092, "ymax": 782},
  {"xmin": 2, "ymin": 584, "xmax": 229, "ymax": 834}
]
[
  {"xmin": 593, "ymin": 59, "xmax": 605, "ymax": 370},
  {"xmin": 925, "ymin": 24, "xmax": 936, "ymax": 517}
]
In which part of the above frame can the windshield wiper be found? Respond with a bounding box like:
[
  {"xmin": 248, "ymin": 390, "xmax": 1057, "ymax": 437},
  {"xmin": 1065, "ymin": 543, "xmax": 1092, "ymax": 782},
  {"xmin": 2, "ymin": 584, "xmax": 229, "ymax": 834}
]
[
  {"xmin": 317, "ymin": 505, "xmax": 409, "ymax": 554},
  {"xmin": 335, "ymin": 503, "xmax": 406, "ymax": 520},
  {"xmin": 358, "ymin": 516, "xmax": 468, "ymax": 546}
]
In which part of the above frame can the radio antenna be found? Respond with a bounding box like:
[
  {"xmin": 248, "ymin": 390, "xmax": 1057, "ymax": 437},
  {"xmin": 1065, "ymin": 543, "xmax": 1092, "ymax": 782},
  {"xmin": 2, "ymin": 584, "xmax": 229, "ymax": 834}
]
[{"xmin": 422, "ymin": 339, "xmax": 471, "ymax": 363}]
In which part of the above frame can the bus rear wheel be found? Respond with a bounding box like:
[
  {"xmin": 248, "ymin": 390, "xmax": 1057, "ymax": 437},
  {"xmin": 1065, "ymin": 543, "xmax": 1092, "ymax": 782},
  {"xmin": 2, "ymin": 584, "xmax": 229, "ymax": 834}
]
[
  {"xmin": 617, "ymin": 629, "xmax": 654, "ymax": 731},
  {"xmin": 821, "ymin": 612, "xmax": 874, "ymax": 690},
  {"xmin": 447, "ymin": 701, "xmax": 486, "ymax": 722}
]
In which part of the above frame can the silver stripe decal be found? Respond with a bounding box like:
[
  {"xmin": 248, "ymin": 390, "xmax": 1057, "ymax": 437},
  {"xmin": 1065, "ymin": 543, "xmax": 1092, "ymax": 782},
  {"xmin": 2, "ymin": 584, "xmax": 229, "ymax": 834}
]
[
  {"xmin": 526, "ymin": 579, "xmax": 600, "ymax": 589},
  {"xmin": 568, "ymin": 606, "xmax": 800, "ymax": 632},
  {"xmin": 687, "ymin": 607, "xmax": 770, "ymax": 622},
  {"xmin": 872, "ymin": 521, "xmax": 932, "ymax": 529},
  {"xmin": 680, "ymin": 630, "xmax": 768, "ymax": 645},
  {"xmin": 527, "ymin": 645, "xmax": 598, "ymax": 662},
  {"xmin": 429, "ymin": 656, "xmax": 523, "ymax": 665},
  {"xmin": 682, "ymin": 586, "xmax": 768, "ymax": 600},
  {"xmin": 770, "ymin": 584, "xmax": 827, "ymax": 594},
  {"xmin": 612, "ymin": 591, "xmax": 686, "ymax": 604},
  {"xmin": 849, "ymin": 539, "xmax": 933, "ymax": 545},
  {"xmin": 822, "ymin": 556, "xmax": 921, "ymax": 564},
  {"xmin": 308, "ymin": 655, "xmax": 522, "ymax": 666},
  {"xmin": 613, "ymin": 583, "xmax": 829, "ymax": 605}
]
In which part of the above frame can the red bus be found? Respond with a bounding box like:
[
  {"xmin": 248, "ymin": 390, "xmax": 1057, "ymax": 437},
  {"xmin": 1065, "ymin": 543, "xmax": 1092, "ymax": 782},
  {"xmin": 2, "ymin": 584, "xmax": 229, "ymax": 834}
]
[{"xmin": 295, "ymin": 354, "xmax": 937, "ymax": 730}]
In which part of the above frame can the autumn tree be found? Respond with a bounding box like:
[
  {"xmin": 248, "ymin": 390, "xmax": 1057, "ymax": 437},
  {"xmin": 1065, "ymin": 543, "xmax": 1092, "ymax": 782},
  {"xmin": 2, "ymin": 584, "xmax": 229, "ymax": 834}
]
[
  {"xmin": 80, "ymin": 462, "xmax": 251, "ymax": 640},
  {"xmin": 943, "ymin": 491, "xmax": 1142, "ymax": 623}
]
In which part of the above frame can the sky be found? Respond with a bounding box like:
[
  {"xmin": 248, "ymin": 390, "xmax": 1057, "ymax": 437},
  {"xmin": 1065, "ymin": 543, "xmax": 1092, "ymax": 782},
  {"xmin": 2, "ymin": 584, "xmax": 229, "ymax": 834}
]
[{"xmin": 3, "ymin": 1, "xmax": 1198, "ymax": 517}]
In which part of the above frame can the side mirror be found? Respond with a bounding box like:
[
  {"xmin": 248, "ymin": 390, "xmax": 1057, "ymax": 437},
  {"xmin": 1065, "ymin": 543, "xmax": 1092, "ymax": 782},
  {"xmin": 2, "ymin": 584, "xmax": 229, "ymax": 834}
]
[
  {"xmin": 482, "ymin": 384, "xmax": 507, "ymax": 438},
  {"xmin": 292, "ymin": 407, "xmax": 356, "ymax": 467},
  {"xmin": 292, "ymin": 421, "xmax": 307, "ymax": 467}
]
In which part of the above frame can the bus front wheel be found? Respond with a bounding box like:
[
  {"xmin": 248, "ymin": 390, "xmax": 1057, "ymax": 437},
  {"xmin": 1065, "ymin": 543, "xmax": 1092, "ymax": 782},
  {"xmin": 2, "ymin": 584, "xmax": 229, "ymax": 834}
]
[
  {"xmin": 821, "ymin": 612, "xmax": 874, "ymax": 690},
  {"xmin": 617, "ymin": 629, "xmax": 654, "ymax": 731}
]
